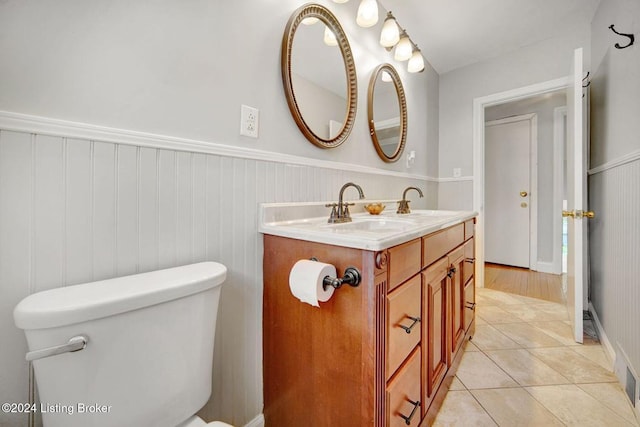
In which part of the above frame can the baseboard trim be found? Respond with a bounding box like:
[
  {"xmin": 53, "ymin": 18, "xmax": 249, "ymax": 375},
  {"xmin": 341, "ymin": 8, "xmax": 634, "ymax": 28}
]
[
  {"xmin": 244, "ymin": 414, "xmax": 265, "ymax": 427},
  {"xmin": 535, "ymin": 261, "xmax": 560, "ymax": 275},
  {"xmin": 588, "ymin": 302, "xmax": 615, "ymax": 370}
]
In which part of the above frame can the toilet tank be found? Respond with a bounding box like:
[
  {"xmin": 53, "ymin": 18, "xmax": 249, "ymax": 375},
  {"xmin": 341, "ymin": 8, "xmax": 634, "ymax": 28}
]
[{"xmin": 13, "ymin": 262, "xmax": 227, "ymax": 427}]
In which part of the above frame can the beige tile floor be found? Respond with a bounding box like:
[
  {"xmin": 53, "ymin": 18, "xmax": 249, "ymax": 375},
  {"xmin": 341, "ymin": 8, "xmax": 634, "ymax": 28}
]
[{"xmin": 433, "ymin": 287, "xmax": 639, "ymax": 426}]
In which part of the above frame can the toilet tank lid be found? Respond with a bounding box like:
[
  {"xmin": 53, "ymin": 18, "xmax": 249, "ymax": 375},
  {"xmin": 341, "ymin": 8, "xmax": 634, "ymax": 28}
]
[{"xmin": 13, "ymin": 262, "xmax": 227, "ymax": 330}]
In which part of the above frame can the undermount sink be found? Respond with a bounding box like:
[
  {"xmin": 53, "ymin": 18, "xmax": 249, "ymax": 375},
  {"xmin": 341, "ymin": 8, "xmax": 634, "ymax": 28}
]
[
  {"xmin": 384, "ymin": 210, "xmax": 462, "ymax": 218},
  {"xmin": 321, "ymin": 217, "xmax": 416, "ymax": 233}
]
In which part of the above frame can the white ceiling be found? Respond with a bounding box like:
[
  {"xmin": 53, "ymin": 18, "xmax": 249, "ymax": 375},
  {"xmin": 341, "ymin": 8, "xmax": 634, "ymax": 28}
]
[{"xmin": 379, "ymin": 0, "xmax": 601, "ymax": 74}]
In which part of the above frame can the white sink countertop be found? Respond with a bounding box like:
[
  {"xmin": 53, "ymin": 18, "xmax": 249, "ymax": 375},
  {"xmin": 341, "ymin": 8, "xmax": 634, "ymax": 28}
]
[{"xmin": 259, "ymin": 201, "xmax": 477, "ymax": 251}]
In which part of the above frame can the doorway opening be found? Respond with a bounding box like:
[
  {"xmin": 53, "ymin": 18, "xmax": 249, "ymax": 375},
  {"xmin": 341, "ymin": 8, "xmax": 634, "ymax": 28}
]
[{"xmin": 472, "ymin": 77, "xmax": 570, "ymax": 289}]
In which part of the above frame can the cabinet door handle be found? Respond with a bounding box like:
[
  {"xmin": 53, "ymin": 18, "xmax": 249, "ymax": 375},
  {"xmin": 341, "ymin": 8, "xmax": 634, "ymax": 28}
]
[
  {"xmin": 399, "ymin": 316, "xmax": 421, "ymax": 334},
  {"xmin": 465, "ymin": 258, "xmax": 475, "ymax": 264},
  {"xmin": 399, "ymin": 399, "xmax": 421, "ymax": 425},
  {"xmin": 465, "ymin": 302, "xmax": 476, "ymax": 310},
  {"xmin": 447, "ymin": 267, "xmax": 457, "ymax": 278}
]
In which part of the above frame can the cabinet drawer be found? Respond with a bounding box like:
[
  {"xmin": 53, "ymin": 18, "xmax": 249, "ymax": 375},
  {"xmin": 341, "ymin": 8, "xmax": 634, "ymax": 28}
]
[
  {"xmin": 388, "ymin": 239, "xmax": 421, "ymax": 291},
  {"xmin": 464, "ymin": 219, "xmax": 475, "ymax": 241},
  {"xmin": 422, "ymin": 223, "xmax": 464, "ymax": 268},
  {"xmin": 464, "ymin": 279, "xmax": 475, "ymax": 332},
  {"xmin": 387, "ymin": 275, "xmax": 422, "ymax": 380},
  {"xmin": 387, "ymin": 347, "xmax": 422, "ymax": 427},
  {"xmin": 463, "ymin": 238, "xmax": 475, "ymax": 285}
]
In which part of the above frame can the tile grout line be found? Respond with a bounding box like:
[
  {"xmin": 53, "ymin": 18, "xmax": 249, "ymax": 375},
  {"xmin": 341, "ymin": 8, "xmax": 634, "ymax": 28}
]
[{"xmin": 477, "ymin": 287, "xmax": 637, "ymax": 426}]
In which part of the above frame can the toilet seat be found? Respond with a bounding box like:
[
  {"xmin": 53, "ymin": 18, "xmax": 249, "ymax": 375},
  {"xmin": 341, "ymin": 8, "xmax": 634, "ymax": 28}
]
[{"xmin": 176, "ymin": 415, "xmax": 234, "ymax": 427}]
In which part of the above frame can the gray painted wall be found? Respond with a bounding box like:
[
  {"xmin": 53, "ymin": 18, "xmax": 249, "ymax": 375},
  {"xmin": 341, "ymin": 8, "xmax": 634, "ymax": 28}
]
[
  {"xmin": 0, "ymin": 1, "xmax": 438, "ymax": 426},
  {"xmin": 589, "ymin": 0, "xmax": 640, "ymax": 395},
  {"xmin": 438, "ymin": 28, "xmax": 591, "ymax": 210}
]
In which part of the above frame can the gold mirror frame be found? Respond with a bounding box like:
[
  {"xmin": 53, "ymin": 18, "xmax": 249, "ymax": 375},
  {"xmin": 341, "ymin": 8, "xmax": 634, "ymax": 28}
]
[
  {"xmin": 367, "ymin": 63, "xmax": 408, "ymax": 162},
  {"xmin": 281, "ymin": 3, "xmax": 358, "ymax": 149}
]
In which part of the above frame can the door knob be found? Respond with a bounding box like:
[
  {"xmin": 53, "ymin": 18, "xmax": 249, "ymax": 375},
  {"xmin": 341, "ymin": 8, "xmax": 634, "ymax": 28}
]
[
  {"xmin": 562, "ymin": 210, "xmax": 575, "ymax": 218},
  {"xmin": 583, "ymin": 211, "xmax": 595, "ymax": 218},
  {"xmin": 520, "ymin": 191, "xmax": 528, "ymax": 197}
]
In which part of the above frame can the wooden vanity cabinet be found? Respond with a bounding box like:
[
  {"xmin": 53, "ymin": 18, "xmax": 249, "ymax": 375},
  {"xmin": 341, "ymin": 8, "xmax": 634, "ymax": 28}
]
[{"xmin": 262, "ymin": 218, "xmax": 476, "ymax": 427}]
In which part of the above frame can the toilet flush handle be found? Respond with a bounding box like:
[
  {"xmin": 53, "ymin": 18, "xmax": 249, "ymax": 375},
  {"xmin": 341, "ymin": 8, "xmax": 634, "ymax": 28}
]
[{"xmin": 25, "ymin": 335, "xmax": 88, "ymax": 362}]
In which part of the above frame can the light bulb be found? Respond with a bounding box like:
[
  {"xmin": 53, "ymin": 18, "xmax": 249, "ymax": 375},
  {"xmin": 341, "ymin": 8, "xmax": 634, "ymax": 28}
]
[
  {"xmin": 379, "ymin": 13, "xmax": 400, "ymax": 48},
  {"xmin": 394, "ymin": 34, "xmax": 412, "ymax": 61},
  {"xmin": 324, "ymin": 27, "xmax": 338, "ymax": 46},
  {"xmin": 356, "ymin": 0, "xmax": 378, "ymax": 28},
  {"xmin": 408, "ymin": 49, "xmax": 425, "ymax": 73},
  {"xmin": 301, "ymin": 17, "xmax": 319, "ymax": 25}
]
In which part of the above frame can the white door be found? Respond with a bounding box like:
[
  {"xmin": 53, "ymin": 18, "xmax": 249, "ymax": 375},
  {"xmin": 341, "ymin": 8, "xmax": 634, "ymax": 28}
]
[
  {"xmin": 565, "ymin": 47, "xmax": 588, "ymax": 344},
  {"xmin": 485, "ymin": 115, "xmax": 533, "ymax": 268}
]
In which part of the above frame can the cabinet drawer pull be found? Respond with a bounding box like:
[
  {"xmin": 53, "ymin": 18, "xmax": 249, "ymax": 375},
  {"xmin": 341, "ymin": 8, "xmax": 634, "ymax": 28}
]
[
  {"xmin": 465, "ymin": 258, "xmax": 475, "ymax": 264},
  {"xmin": 465, "ymin": 302, "xmax": 476, "ymax": 310},
  {"xmin": 399, "ymin": 316, "xmax": 421, "ymax": 334},
  {"xmin": 399, "ymin": 399, "xmax": 421, "ymax": 425},
  {"xmin": 447, "ymin": 267, "xmax": 457, "ymax": 278}
]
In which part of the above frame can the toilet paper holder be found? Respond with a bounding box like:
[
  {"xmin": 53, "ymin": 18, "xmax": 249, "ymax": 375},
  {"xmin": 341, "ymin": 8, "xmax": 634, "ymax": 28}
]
[{"xmin": 310, "ymin": 258, "xmax": 362, "ymax": 290}]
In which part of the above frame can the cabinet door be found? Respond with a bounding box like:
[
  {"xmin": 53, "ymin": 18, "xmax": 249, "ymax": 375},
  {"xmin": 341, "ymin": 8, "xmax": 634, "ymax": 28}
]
[
  {"xmin": 448, "ymin": 246, "xmax": 465, "ymax": 361},
  {"xmin": 423, "ymin": 258, "xmax": 449, "ymax": 402}
]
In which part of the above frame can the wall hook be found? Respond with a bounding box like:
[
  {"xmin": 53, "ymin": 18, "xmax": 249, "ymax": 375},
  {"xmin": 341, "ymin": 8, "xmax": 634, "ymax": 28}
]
[{"xmin": 609, "ymin": 24, "xmax": 634, "ymax": 49}]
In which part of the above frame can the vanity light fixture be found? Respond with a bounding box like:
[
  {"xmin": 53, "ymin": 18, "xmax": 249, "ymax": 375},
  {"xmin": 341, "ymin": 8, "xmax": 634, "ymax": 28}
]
[
  {"xmin": 356, "ymin": 0, "xmax": 379, "ymax": 28},
  {"xmin": 323, "ymin": 27, "xmax": 338, "ymax": 46},
  {"xmin": 379, "ymin": 12, "xmax": 400, "ymax": 48},
  {"xmin": 394, "ymin": 31, "xmax": 413, "ymax": 61},
  {"xmin": 407, "ymin": 45, "xmax": 425, "ymax": 73}
]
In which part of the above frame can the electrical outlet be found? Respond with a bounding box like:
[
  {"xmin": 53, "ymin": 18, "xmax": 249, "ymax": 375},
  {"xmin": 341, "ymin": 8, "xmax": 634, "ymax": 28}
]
[
  {"xmin": 240, "ymin": 105, "xmax": 259, "ymax": 138},
  {"xmin": 453, "ymin": 168, "xmax": 462, "ymax": 178}
]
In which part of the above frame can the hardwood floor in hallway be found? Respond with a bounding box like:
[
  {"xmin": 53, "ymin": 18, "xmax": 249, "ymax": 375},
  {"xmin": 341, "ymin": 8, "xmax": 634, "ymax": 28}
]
[{"xmin": 485, "ymin": 263, "xmax": 565, "ymax": 304}]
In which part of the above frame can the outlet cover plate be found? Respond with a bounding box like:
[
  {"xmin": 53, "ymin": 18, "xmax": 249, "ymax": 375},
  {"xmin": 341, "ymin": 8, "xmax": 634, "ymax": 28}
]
[{"xmin": 240, "ymin": 105, "xmax": 259, "ymax": 138}]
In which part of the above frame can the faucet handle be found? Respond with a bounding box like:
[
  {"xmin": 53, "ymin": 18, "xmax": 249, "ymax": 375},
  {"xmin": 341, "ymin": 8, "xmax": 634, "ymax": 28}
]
[
  {"xmin": 342, "ymin": 202, "xmax": 355, "ymax": 219},
  {"xmin": 326, "ymin": 203, "xmax": 339, "ymax": 223}
]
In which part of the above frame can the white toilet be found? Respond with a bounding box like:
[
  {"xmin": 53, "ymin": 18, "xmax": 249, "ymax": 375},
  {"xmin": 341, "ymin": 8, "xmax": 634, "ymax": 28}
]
[{"xmin": 13, "ymin": 262, "xmax": 233, "ymax": 427}]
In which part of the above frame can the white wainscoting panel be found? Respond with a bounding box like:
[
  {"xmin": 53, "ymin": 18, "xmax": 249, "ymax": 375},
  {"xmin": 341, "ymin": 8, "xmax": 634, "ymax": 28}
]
[
  {"xmin": 0, "ymin": 126, "xmax": 433, "ymax": 426},
  {"xmin": 588, "ymin": 156, "xmax": 640, "ymax": 384}
]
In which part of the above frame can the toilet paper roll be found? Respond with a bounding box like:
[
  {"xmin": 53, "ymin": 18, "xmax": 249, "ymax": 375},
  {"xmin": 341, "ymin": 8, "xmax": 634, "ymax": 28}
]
[{"xmin": 289, "ymin": 259, "xmax": 337, "ymax": 307}]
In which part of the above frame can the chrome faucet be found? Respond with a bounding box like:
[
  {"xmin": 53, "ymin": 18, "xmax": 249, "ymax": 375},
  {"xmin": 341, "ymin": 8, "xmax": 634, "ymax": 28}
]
[
  {"xmin": 326, "ymin": 182, "xmax": 365, "ymax": 223},
  {"xmin": 397, "ymin": 186, "xmax": 424, "ymax": 214}
]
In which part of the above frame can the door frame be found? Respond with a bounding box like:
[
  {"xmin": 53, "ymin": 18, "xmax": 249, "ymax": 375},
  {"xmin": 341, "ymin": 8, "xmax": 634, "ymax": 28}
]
[
  {"xmin": 472, "ymin": 77, "xmax": 569, "ymax": 287},
  {"xmin": 553, "ymin": 106, "xmax": 567, "ymax": 275},
  {"xmin": 484, "ymin": 113, "xmax": 538, "ymax": 270}
]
